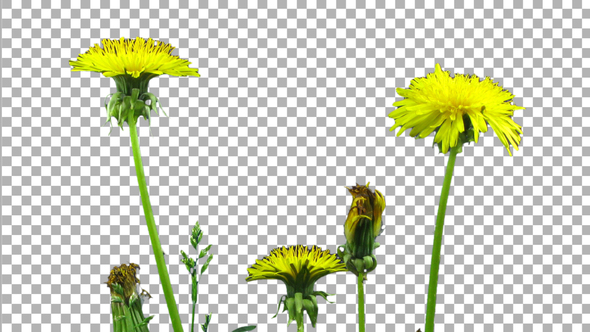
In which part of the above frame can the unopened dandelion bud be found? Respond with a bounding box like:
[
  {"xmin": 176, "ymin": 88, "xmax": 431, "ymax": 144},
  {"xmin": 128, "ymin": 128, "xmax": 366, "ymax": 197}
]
[{"xmin": 341, "ymin": 183, "xmax": 386, "ymax": 277}]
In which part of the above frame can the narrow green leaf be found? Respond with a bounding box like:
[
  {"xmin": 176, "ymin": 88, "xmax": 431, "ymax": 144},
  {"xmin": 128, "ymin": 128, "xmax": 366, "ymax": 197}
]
[
  {"xmin": 199, "ymin": 244, "xmax": 212, "ymax": 259},
  {"xmin": 200, "ymin": 254, "xmax": 214, "ymax": 275},
  {"xmin": 231, "ymin": 326, "xmax": 257, "ymax": 332}
]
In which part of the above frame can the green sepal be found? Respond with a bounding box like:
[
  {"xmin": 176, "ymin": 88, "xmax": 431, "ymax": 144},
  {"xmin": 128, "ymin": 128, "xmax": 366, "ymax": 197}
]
[
  {"xmin": 133, "ymin": 99, "xmax": 145, "ymax": 111},
  {"xmin": 106, "ymin": 92, "xmax": 123, "ymax": 116},
  {"xmin": 294, "ymin": 292, "xmax": 303, "ymax": 313},
  {"xmin": 104, "ymin": 92, "xmax": 123, "ymax": 135},
  {"xmin": 302, "ymin": 298, "xmax": 318, "ymax": 327},
  {"xmin": 129, "ymin": 292, "xmax": 139, "ymax": 307},
  {"xmin": 354, "ymin": 258, "xmax": 365, "ymax": 273},
  {"xmin": 111, "ymin": 294, "xmax": 124, "ymax": 303},
  {"xmin": 272, "ymin": 295, "xmax": 287, "ymax": 319},
  {"xmin": 311, "ymin": 291, "xmax": 335, "ymax": 304},
  {"xmin": 231, "ymin": 326, "xmax": 257, "ymax": 332},
  {"xmin": 284, "ymin": 297, "xmax": 295, "ymax": 325},
  {"xmin": 199, "ymin": 244, "xmax": 212, "ymax": 259},
  {"xmin": 133, "ymin": 315, "xmax": 154, "ymax": 329},
  {"xmin": 130, "ymin": 88, "xmax": 140, "ymax": 102},
  {"xmin": 112, "ymin": 283, "xmax": 125, "ymax": 297},
  {"xmin": 140, "ymin": 92, "xmax": 168, "ymax": 117},
  {"xmin": 122, "ymin": 305, "xmax": 135, "ymax": 332},
  {"xmin": 200, "ymin": 254, "xmax": 214, "ymax": 275},
  {"xmin": 294, "ymin": 292, "xmax": 304, "ymax": 328},
  {"xmin": 363, "ymin": 255, "xmax": 376, "ymax": 271},
  {"xmin": 120, "ymin": 96, "xmax": 129, "ymax": 118}
]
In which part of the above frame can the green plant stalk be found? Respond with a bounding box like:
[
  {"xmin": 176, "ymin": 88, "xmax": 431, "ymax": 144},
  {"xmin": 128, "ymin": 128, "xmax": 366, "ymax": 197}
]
[
  {"xmin": 191, "ymin": 279, "xmax": 197, "ymax": 332},
  {"xmin": 424, "ymin": 143, "xmax": 460, "ymax": 332},
  {"xmin": 191, "ymin": 301, "xmax": 196, "ymax": 332},
  {"xmin": 358, "ymin": 272, "xmax": 365, "ymax": 332},
  {"xmin": 128, "ymin": 116, "xmax": 184, "ymax": 332}
]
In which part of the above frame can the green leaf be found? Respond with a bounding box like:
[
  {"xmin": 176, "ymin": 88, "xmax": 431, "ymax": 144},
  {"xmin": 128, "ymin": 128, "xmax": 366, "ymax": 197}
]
[
  {"xmin": 231, "ymin": 326, "xmax": 257, "ymax": 332},
  {"xmin": 200, "ymin": 254, "xmax": 213, "ymax": 275},
  {"xmin": 199, "ymin": 244, "xmax": 212, "ymax": 259}
]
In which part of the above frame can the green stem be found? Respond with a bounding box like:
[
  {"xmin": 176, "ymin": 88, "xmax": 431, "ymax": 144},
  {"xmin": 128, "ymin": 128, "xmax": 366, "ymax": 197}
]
[
  {"xmin": 358, "ymin": 272, "xmax": 365, "ymax": 332},
  {"xmin": 424, "ymin": 144, "xmax": 460, "ymax": 332},
  {"xmin": 128, "ymin": 117, "xmax": 184, "ymax": 332},
  {"xmin": 191, "ymin": 301, "xmax": 196, "ymax": 332}
]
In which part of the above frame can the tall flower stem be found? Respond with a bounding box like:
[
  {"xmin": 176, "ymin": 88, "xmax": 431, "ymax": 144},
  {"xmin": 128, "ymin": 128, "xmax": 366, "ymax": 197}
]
[
  {"xmin": 358, "ymin": 272, "xmax": 366, "ymax": 332},
  {"xmin": 191, "ymin": 299, "xmax": 196, "ymax": 332},
  {"xmin": 425, "ymin": 144, "xmax": 460, "ymax": 332},
  {"xmin": 128, "ymin": 116, "xmax": 184, "ymax": 332}
]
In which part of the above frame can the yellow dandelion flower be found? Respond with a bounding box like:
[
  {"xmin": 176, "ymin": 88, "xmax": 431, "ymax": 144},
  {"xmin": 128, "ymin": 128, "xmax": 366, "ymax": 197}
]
[
  {"xmin": 389, "ymin": 64, "xmax": 525, "ymax": 155},
  {"xmin": 69, "ymin": 37, "xmax": 200, "ymax": 131},
  {"xmin": 70, "ymin": 37, "xmax": 200, "ymax": 79},
  {"xmin": 247, "ymin": 245, "xmax": 346, "ymax": 329}
]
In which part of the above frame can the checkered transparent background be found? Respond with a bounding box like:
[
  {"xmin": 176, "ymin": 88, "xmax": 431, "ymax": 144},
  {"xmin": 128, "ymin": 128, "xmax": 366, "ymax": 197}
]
[{"xmin": 2, "ymin": 0, "xmax": 590, "ymax": 331}]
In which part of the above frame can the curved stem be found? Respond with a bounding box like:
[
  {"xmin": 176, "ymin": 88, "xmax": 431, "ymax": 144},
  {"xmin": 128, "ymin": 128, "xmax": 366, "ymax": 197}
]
[
  {"xmin": 358, "ymin": 272, "xmax": 366, "ymax": 332},
  {"xmin": 424, "ymin": 144, "xmax": 460, "ymax": 332},
  {"xmin": 128, "ymin": 117, "xmax": 184, "ymax": 332}
]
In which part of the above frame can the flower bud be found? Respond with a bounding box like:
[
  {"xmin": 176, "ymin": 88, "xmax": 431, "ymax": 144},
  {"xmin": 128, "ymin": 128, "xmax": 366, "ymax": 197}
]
[{"xmin": 339, "ymin": 182, "xmax": 385, "ymax": 277}]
